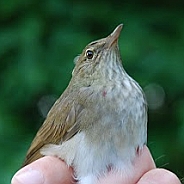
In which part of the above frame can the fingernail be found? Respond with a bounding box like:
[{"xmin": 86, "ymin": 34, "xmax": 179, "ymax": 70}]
[{"xmin": 11, "ymin": 168, "xmax": 44, "ymax": 184}]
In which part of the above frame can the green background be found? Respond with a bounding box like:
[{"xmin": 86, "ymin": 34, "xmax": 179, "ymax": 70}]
[{"xmin": 0, "ymin": 0, "xmax": 184, "ymax": 183}]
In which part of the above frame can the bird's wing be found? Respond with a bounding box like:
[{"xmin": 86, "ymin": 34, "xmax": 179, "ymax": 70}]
[{"xmin": 23, "ymin": 93, "xmax": 84, "ymax": 166}]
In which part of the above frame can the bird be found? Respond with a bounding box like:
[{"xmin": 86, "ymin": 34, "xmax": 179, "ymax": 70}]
[{"xmin": 23, "ymin": 24, "xmax": 147, "ymax": 184}]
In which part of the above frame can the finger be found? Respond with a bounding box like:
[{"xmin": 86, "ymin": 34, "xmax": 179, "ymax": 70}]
[
  {"xmin": 11, "ymin": 156, "xmax": 74, "ymax": 184},
  {"xmin": 133, "ymin": 145, "xmax": 156, "ymax": 182},
  {"xmin": 137, "ymin": 168, "xmax": 181, "ymax": 184},
  {"xmin": 98, "ymin": 145, "xmax": 156, "ymax": 184}
]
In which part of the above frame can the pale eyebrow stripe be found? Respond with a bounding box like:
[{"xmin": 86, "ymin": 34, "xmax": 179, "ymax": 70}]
[{"xmin": 89, "ymin": 41, "xmax": 98, "ymax": 46}]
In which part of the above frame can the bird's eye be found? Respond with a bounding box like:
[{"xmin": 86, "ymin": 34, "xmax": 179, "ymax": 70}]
[{"xmin": 86, "ymin": 50, "xmax": 94, "ymax": 59}]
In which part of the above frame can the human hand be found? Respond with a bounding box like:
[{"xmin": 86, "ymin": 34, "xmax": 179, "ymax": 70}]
[{"xmin": 11, "ymin": 146, "xmax": 181, "ymax": 184}]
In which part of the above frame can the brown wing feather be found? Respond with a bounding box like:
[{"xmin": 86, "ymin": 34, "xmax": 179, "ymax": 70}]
[{"xmin": 23, "ymin": 93, "xmax": 84, "ymax": 166}]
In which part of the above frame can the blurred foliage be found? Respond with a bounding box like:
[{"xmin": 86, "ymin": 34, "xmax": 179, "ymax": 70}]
[{"xmin": 0, "ymin": 0, "xmax": 184, "ymax": 183}]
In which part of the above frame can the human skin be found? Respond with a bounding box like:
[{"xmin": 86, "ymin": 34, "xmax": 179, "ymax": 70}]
[{"xmin": 11, "ymin": 146, "xmax": 181, "ymax": 184}]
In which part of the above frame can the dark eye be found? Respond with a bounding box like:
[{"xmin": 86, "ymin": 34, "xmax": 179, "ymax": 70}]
[{"xmin": 86, "ymin": 50, "xmax": 94, "ymax": 59}]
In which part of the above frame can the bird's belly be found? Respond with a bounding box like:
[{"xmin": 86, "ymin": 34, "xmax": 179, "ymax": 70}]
[{"xmin": 74, "ymin": 129, "xmax": 138, "ymax": 181}]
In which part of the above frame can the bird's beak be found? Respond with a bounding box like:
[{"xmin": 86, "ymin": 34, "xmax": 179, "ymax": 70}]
[{"xmin": 106, "ymin": 24, "xmax": 123, "ymax": 48}]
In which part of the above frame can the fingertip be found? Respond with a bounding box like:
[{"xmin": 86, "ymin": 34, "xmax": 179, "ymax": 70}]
[
  {"xmin": 134, "ymin": 146, "xmax": 156, "ymax": 170},
  {"xmin": 11, "ymin": 156, "xmax": 74, "ymax": 184},
  {"xmin": 11, "ymin": 168, "xmax": 44, "ymax": 184},
  {"xmin": 130, "ymin": 145, "xmax": 156, "ymax": 183},
  {"xmin": 137, "ymin": 168, "xmax": 181, "ymax": 184}
]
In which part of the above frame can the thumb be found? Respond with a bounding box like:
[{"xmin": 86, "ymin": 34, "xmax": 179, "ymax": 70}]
[{"xmin": 11, "ymin": 156, "xmax": 74, "ymax": 184}]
